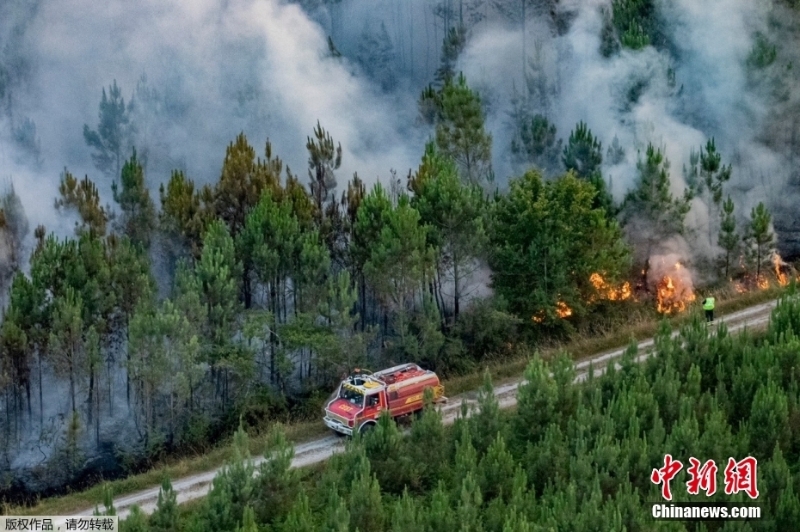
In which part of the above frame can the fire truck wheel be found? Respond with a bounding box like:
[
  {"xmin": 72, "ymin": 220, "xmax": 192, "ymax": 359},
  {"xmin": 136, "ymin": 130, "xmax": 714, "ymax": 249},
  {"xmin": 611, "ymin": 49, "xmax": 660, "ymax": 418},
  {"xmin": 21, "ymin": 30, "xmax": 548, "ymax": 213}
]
[{"xmin": 359, "ymin": 422, "xmax": 376, "ymax": 435}]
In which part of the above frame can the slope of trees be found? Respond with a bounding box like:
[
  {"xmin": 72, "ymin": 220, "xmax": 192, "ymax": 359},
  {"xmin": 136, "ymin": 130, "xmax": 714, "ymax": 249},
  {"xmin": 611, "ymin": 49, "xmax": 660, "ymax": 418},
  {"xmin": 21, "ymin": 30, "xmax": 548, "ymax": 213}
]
[
  {"xmin": 0, "ymin": 72, "xmax": 789, "ymax": 499},
  {"xmin": 109, "ymin": 289, "xmax": 800, "ymax": 531}
]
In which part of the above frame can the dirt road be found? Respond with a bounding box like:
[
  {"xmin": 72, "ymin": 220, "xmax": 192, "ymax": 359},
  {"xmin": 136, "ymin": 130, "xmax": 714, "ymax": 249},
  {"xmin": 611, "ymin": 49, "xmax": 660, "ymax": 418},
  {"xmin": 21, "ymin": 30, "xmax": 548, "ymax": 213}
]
[{"xmin": 56, "ymin": 299, "xmax": 778, "ymax": 523}]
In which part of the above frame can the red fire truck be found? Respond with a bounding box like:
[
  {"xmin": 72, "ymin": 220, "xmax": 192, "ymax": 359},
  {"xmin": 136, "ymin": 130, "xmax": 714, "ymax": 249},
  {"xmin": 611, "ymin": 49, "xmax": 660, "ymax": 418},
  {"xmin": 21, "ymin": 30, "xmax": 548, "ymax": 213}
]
[{"xmin": 323, "ymin": 363, "xmax": 447, "ymax": 436}]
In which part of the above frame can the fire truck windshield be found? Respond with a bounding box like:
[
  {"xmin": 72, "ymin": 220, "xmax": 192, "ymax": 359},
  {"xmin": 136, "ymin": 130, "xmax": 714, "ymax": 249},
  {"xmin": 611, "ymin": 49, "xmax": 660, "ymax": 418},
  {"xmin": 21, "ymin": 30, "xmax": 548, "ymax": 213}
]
[{"xmin": 339, "ymin": 387, "xmax": 364, "ymax": 406}]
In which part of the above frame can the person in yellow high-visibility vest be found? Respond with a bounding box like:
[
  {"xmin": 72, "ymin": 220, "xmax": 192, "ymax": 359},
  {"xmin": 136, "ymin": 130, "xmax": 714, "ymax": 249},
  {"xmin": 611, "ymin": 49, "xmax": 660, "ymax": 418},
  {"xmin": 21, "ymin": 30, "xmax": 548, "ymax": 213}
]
[{"xmin": 703, "ymin": 296, "xmax": 715, "ymax": 323}]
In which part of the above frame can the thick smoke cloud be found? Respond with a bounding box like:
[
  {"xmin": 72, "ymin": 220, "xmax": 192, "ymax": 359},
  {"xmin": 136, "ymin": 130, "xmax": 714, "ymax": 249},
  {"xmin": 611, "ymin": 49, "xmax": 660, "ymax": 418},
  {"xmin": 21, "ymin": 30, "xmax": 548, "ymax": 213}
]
[
  {"xmin": 0, "ymin": 0, "xmax": 426, "ymax": 236},
  {"xmin": 453, "ymin": 0, "xmax": 798, "ymax": 258}
]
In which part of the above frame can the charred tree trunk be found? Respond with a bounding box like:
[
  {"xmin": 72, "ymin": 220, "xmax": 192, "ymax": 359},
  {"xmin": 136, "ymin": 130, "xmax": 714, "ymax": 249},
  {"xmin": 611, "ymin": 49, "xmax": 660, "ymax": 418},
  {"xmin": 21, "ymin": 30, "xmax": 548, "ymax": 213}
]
[
  {"xmin": 243, "ymin": 268, "xmax": 252, "ymax": 309},
  {"xmin": 68, "ymin": 351, "xmax": 76, "ymax": 415},
  {"xmin": 453, "ymin": 252, "xmax": 460, "ymax": 324},
  {"xmin": 26, "ymin": 380, "xmax": 31, "ymax": 422},
  {"xmin": 95, "ymin": 384, "xmax": 100, "ymax": 449},
  {"xmin": 87, "ymin": 367, "xmax": 94, "ymax": 429},
  {"xmin": 38, "ymin": 349, "xmax": 43, "ymax": 428}
]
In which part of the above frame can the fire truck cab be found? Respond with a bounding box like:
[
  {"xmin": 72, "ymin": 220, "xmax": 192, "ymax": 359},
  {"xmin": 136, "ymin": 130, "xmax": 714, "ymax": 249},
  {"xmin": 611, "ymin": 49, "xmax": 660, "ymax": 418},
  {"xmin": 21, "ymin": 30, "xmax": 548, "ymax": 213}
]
[{"xmin": 323, "ymin": 363, "xmax": 446, "ymax": 436}]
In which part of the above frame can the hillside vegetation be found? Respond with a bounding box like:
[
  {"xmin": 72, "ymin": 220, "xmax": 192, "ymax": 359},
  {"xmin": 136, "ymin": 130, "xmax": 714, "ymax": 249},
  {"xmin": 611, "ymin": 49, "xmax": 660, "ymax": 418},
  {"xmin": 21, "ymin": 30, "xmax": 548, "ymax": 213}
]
[
  {"xmin": 2, "ymin": 0, "xmax": 799, "ymax": 503},
  {"xmin": 99, "ymin": 287, "xmax": 800, "ymax": 531}
]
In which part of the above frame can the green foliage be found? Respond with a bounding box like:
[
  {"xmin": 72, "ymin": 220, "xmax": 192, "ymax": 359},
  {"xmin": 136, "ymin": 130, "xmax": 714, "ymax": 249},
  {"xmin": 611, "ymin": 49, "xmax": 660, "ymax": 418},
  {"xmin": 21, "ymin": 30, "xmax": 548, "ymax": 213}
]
[
  {"xmin": 113, "ymin": 149, "xmax": 156, "ymax": 249},
  {"xmin": 409, "ymin": 143, "xmax": 487, "ymax": 323},
  {"xmin": 83, "ymin": 80, "xmax": 133, "ymax": 179},
  {"xmin": 215, "ymin": 133, "xmax": 282, "ymax": 237},
  {"xmin": 118, "ymin": 291, "xmax": 800, "ymax": 531},
  {"xmin": 621, "ymin": 144, "xmax": 692, "ymax": 258},
  {"xmin": 436, "ymin": 26, "xmax": 467, "ymax": 86},
  {"xmin": 433, "ymin": 73, "xmax": 493, "ymax": 186},
  {"xmin": 510, "ymin": 112, "xmax": 562, "ymax": 176},
  {"xmin": 149, "ymin": 478, "xmax": 178, "ymax": 532},
  {"xmin": 364, "ymin": 195, "xmax": 433, "ymax": 312},
  {"xmin": 119, "ymin": 506, "xmax": 148, "ymax": 532},
  {"xmin": 718, "ymin": 196, "xmax": 740, "ymax": 280},
  {"xmin": 307, "ymin": 121, "xmax": 342, "ymax": 216},
  {"xmin": 489, "ymin": 170, "xmax": 630, "ymax": 327},
  {"xmin": 562, "ymin": 121, "xmax": 613, "ymax": 213},
  {"xmin": 201, "ymin": 424, "xmax": 255, "ymax": 531},
  {"xmin": 93, "ymin": 484, "xmax": 116, "ymax": 517},
  {"xmin": 746, "ymin": 202, "xmax": 774, "ymax": 283},
  {"xmin": 159, "ymin": 170, "xmax": 210, "ymax": 257},
  {"xmin": 55, "ymin": 171, "xmax": 109, "ymax": 237},
  {"xmin": 611, "ymin": 0, "xmax": 659, "ymax": 51},
  {"xmin": 747, "ymin": 32, "xmax": 778, "ymax": 69},
  {"xmin": 562, "ymin": 121, "xmax": 602, "ymax": 180},
  {"xmin": 196, "ymin": 220, "xmax": 242, "ymax": 355},
  {"xmin": 252, "ymin": 425, "xmax": 300, "ymax": 525},
  {"xmin": 348, "ymin": 452, "xmax": 385, "ymax": 532}
]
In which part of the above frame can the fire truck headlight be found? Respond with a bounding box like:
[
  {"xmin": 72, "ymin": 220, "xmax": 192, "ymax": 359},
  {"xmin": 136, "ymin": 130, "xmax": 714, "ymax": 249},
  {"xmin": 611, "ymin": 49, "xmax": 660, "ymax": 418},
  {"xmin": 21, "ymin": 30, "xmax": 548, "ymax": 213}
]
[{"xmin": 348, "ymin": 419, "xmax": 354, "ymax": 427}]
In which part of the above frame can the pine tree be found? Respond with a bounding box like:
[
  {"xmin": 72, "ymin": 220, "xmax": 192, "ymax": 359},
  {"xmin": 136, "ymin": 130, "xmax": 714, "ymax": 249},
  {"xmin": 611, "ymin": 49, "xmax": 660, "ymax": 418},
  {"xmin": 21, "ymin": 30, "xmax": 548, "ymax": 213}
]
[
  {"xmin": 562, "ymin": 122, "xmax": 613, "ymax": 213},
  {"xmin": 55, "ymin": 171, "xmax": 109, "ymax": 237},
  {"xmin": 456, "ymin": 471, "xmax": 483, "ymax": 532},
  {"xmin": 253, "ymin": 425, "xmax": 300, "ymax": 525},
  {"xmin": 391, "ymin": 488, "xmax": 422, "ymax": 532},
  {"xmin": 435, "ymin": 74, "xmax": 493, "ymax": 187},
  {"xmin": 348, "ymin": 453, "xmax": 385, "ymax": 532},
  {"xmin": 159, "ymin": 170, "xmax": 210, "ymax": 258},
  {"xmin": 621, "ymin": 144, "xmax": 692, "ymax": 260},
  {"xmin": 196, "ymin": 220, "xmax": 242, "ymax": 370},
  {"xmin": 321, "ymin": 485, "xmax": 350, "ymax": 532},
  {"xmin": 410, "ymin": 143, "xmax": 486, "ymax": 323},
  {"xmin": 280, "ymin": 492, "xmax": 315, "ymax": 532},
  {"xmin": 745, "ymin": 202, "xmax": 774, "ymax": 285},
  {"xmin": 718, "ymin": 195, "xmax": 739, "ymax": 280},
  {"xmin": 83, "ymin": 80, "xmax": 134, "ymax": 179},
  {"xmin": 113, "ymin": 150, "xmax": 156, "ymax": 249},
  {"xmin": 471, "ymin": 370, "xmax": 503, "ymax": 454},
  {"xmin": 435, "ymin": 25, "xmax": 467, "ymax": 86},
  {"xmin": 203, "ymin": 424, "xmax": 254, "ymax": 531},
  {"xmin": 408, "ymin": 389, "xmax": 447, "ymax": 490},
  {"xmin": 237, "ymin": 506, "xmax": 259, "ymax": 532},
  {"xmin": 511, "ymin": 112, "xmax": 562, "ymax": 176},
  {"xmin": 119, "ymin": 506, "xmax": 148, "ymax": 532},
  {"xmin": 479, "ymin": 432, "xmax": 516, "ymax": 502},
  {"xmin": 685, "ymin": 138, "xmax": 732, "ymax": 244},
  {"xmin": 562, "ymin": 122, "xmax": 602, "ymax": 179},
  {"xmin": 149, "ymin": 477, "xmax": 179, "ymax": 532},
  {"xmin": 426, "ymin": 481, "xmax": 456, "ymax": 532}
]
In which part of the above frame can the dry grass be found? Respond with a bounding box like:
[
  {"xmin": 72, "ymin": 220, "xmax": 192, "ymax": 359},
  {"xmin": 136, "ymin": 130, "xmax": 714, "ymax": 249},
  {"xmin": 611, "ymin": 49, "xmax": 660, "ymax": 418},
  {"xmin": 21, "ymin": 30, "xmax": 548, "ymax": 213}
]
[
  {"xmin": 7, "ymin": 283, "xmax": 786, "ymax": 517},
  {"xmin": 443, "ymin": 284, "xmax": 783, "ymax": 396}
]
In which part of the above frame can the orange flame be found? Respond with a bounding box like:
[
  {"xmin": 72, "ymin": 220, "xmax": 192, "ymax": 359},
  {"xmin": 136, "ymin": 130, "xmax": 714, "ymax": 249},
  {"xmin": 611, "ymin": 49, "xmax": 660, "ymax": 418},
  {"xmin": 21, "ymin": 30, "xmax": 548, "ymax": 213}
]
[
  {"xmin": 556, "ymin": 301, "xmax": 573, "ymax": 318},
  {"xmin": 773, "ymin": 253, "xmax": 789, "ymax": 287},
  {"xmin": 532, "ymin": 301, "xmax": 572, "ymax": 323},
  {"xmin": 655, "ymin": 262, "xmax": 696, "ymax": 314},
  {"xmin": 590, "ymin": 273, "xmax": 632, "ymax": 301}
]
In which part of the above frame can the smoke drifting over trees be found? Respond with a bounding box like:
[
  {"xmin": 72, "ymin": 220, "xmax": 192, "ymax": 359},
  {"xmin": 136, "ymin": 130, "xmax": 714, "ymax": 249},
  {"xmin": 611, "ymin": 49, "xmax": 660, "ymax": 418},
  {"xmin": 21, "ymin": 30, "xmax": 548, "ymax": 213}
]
[
  {"xmin": 0, "ymin": 0, "xmax": 799, "ymax": 247},
  {"xmin": 1, "ymin": 0, "xmax": 800, "ymax": 498}
]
